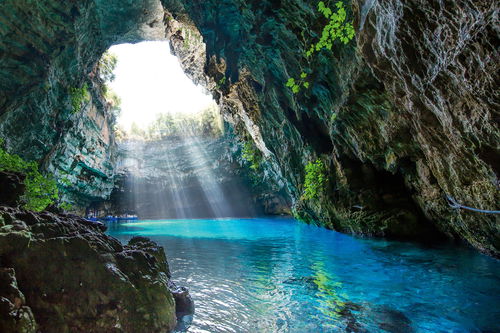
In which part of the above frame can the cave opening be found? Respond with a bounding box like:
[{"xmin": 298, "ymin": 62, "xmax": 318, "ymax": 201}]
[{"xmin": 89, "ymin": 41, "xmax": 258, "ymax": 220}]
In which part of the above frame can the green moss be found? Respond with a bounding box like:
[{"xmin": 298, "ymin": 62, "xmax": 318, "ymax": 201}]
[
  {"xmin": 0, "ymin": 139, "xmax": 58, "ymax": 211},
  {"xmin": 69, "ymin": 83, "xmax": 90, "ymax": 114},
  {"xmin": 302, "ymin": 159, "xmax": 326, "ymax": 201}
]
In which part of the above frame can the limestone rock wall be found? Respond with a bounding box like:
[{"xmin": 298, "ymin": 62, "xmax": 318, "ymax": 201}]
[
  {"xmin": 162, "ymin": 0, "xmax": 499, "ymax": 255},
  {"xmin": 0, "ymin": 0, "xmax": 167, "ymax": 209}
]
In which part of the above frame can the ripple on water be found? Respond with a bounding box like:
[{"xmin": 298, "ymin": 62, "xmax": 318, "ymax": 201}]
[{"xmin": 107, "ymin": 218, "xmax": 500, "ymax": 333}]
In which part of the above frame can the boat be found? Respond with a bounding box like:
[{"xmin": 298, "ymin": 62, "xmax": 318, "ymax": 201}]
[{"xmin": 117, "ymin": 215, "xmax": 138, "ymax": 221}]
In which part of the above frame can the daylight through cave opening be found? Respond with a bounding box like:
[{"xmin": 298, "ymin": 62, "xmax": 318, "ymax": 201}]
[{"xmin": 89, "ymin": 41, "xmax": 256, "ymax": 220}]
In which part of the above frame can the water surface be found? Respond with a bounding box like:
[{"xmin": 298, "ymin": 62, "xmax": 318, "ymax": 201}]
[{"xmin": 107, "ymin": 218, "xmax": 500, "ymax": 333}]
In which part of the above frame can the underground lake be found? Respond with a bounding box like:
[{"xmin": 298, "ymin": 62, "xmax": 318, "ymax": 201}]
[{"xmin": 107, "ymin": 218, "xmax": 500, "ymax": 332}]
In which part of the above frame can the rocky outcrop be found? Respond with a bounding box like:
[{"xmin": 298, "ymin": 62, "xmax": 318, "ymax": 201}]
[
  {"xmin": 0, "ymin": 172, "xmax": 190, "ymax": 332},
  {"xmin": 0, "ymin": 1, "xmax": 497, "ymax": 255},
  {"xmin": 0, "ymin": 267, "xmax": 37, "ymax": 333}
]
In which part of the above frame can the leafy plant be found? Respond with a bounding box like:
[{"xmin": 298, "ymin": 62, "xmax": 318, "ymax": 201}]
[
  {"xmin": 103, "ymin": 87, "xmax": 122, "ymax": 118},
  {"xmin": 216, "ymin": 75, "xmax": 227, "ymax": 90},
  {"xmin": 59, "ymin": 202, "xmax": 73, "ymax": 211},
  {"xmin": 306, "ymin": 1, "xmax": 355, "ymax": 57},
  {"xmin": 286, "ymin": 72, "xmax": 310, "ymax": 94},
  {"xmin": 98, "ymin": 52, "xmax": 118, "ymax": 83},
  {"xmin": 69, "ymin": 84, "xmax": 90, "ymax": 114},
  {"xmin": 286, "ymin": 1, "xmax": 355, "ymax": 94},
  {"xmin": 302, "ymin": 159, "xmax": 326, "ymax": 201},
  {"xmin": 0, "ymin": 139, "xmax": 59, "ymax": 211},
  {"xmin": 241, "ymin": 141, "xmax": 262, "ymax": 171}
]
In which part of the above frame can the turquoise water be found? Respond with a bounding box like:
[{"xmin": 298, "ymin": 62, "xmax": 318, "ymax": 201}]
[{"xmin": 107, "ymin": 218, "xmax": 500, "ymax": 333}]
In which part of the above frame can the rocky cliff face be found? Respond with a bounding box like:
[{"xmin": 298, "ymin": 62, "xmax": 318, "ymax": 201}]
[
  {"xmin": 0, "ymin": 0, "xmax": 167, "ymax": 210},
  {"xmin": 163, "ymin": 0, "xmax": 499, "ymax": 256},
  {"xmin": 0, "ymin": 1, "xmax": 498, "ymax": 255},
  {"xmin": 0, "ymin": 171, "xmax": 192, "ymax": 333}
]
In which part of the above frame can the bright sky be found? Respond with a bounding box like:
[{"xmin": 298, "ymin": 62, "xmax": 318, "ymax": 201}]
[{"xmin": 108, "ymin": 41, "xmax": 214, "ymax": 130}]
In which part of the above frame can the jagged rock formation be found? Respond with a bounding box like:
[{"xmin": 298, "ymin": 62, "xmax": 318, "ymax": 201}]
[
  {"xmin": 0, "ymin": 0, "xmax": 498, "ymax": 255},
  {"xmin": 0, "ymin": 171, "xmax": 189, "ymax": 333}
]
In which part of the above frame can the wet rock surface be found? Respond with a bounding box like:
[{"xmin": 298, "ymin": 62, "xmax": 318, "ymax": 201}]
[
  {"xmin": 0, "ymin": 0, "xmax": 498, "ymax": 255},
  {"xmin": 0, "ymin": 267, "xmax": 37, "ymax": 333},
  {"xmin": 0, "ymin": 172, "xmax": 189, "ymax": 333}
]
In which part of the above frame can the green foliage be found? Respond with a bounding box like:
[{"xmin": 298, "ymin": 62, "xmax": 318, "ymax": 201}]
[
  {"xmin": 285, "ymin": 73, "xmax": 309, "ymax": 94},
  {"xmin": 302, "ymin": 159, "xmax": 326, "ymax": 201},
  {"xmin": 132, "ymin": 104, "xmax": 223, "ymax": 141},
  {"xmin": 98, "ymin": 52, "xmax": 118, "ymax": 83},
  {"xmin": 216, "ymin": 76, "xmax": 227, "ymax": 89},
  {"xmin": 286, "ymin": 1, "xmax": 355, "ymax": 94},
  {"xmin": 103, "ymin": 87, "xmax": 122, "ymax": 118},
  {"xmin": 241, "ymin": 141, "xmax": 262, "ymax": 171},
  {"xmin": 59, "ymin": 202, "xmax": 73, "ymax": 211},
  {"xmin": 0, "ymin": 139, "xmax": 58, "ymax": 211},
  {"xmin": 98, "ymin": 52, "xmax": 121, "ymax": 118},
  {"xmin": 69, "ymin": 84, "xmax": 90, "ymax": 114},
  {"xmin": 306, "ymin": 1, "xmax": 355, "ymax": 57}
]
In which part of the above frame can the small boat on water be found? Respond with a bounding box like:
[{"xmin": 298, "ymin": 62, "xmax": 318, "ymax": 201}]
[
  {"xmin": 117, "ymin": 215, "xmax": 138, "ymax": 221},
  {"xmin": 86, "ymin": 214, "xmax": 139, "ymax": 222},
  {"xmin": 100, "ymin": 215, "xmax": 139, "ymax": 222}
]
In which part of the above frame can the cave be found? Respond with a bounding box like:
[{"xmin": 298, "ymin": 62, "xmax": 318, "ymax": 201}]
[{"xmin": 0, "ymin": 0, "xmax": 498, "ymax": 332}]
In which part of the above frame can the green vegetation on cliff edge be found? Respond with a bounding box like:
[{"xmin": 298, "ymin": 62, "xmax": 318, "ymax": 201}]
[
  {"xmin": 302, "ymin": 159, "xmax": 326, "ymax": 201},
  {"xmin": 286, "ymin": 1, "xmax": 355, "ymax": 94},
  {"xmin": 0, "ymin": 139, "xmax": 58, "ymax": 211}
]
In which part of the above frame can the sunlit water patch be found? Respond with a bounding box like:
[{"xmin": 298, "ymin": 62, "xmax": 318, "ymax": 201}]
[{"xmin": 107, "ymin": 218, "xmax": 500, "ymax": 332}]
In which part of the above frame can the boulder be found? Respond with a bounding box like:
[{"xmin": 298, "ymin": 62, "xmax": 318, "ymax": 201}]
[
  {"xmin": 0, "ymin": 171, "xmax": 25, "ymax": 207},
  {"xmin": 0, "ymin": 206, "xmax": 188, "ymax": 333}
]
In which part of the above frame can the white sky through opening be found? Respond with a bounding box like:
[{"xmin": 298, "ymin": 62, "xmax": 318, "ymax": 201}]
[{"xmin": 108, "ymin": 41, "xmax": 215, "ymax": 131}]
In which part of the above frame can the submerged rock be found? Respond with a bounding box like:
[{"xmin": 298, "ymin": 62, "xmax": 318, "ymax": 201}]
[{"xmin": 168, "ymin": 281, "xmax": 195, "ymax": 317}]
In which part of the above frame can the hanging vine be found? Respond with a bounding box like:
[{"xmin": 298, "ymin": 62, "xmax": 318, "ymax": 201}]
[{"xmin": 286, "ymin": 1, "xmax": 355, "ymax": 94}]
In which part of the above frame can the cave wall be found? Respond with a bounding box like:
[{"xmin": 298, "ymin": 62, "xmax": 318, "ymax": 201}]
[
  {"xmin": 0, "ymin": 0, "xmax": 498, "ymax": 255},
  {"xmin": 162, "ymin": 0, "xmax": 499, "ymax": 255},
  {"xmin": 0, "ymin": 0, "xmax": 166, "ymax": 209}
]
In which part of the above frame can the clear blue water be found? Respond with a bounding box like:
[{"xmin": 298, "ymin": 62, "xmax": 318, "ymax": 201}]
[{"xmin": 107, "ymin": 217, "xmax": 500, "ymax": 333}]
